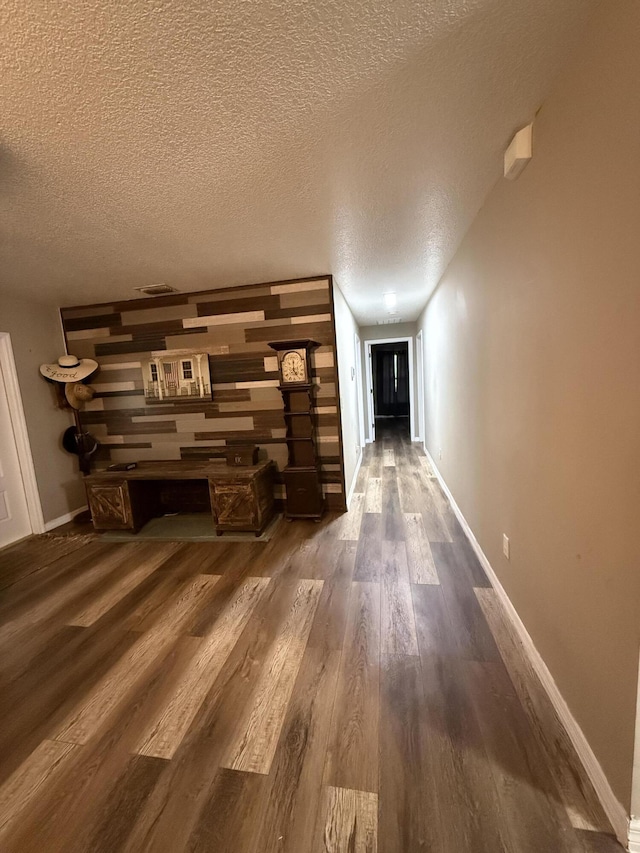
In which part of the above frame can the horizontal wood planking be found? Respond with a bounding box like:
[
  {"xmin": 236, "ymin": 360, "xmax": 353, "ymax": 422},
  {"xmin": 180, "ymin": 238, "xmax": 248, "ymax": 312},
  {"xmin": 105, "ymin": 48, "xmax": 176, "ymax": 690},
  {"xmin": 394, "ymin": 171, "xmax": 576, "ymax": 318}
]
[
  {"xmin": 194, "ymin": 294, "xmax": 282, "ymax": 317},
  {"xmin": 61, "ymin": 276, "xmax": 346, "ymax": 509}
]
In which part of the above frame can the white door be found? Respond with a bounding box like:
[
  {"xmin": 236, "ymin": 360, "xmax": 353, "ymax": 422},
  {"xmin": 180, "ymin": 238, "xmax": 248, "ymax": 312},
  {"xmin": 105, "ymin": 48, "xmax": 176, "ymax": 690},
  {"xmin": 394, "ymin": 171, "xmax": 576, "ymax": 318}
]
[{"xmin": 0, "ymin": 357, "xmax": 32, "ymax": 548}]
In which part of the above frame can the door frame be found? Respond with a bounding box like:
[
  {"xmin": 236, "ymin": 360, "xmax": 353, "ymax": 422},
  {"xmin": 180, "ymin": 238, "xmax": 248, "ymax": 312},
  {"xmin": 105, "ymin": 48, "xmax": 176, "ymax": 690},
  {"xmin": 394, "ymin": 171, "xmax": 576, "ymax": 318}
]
[
  {"xmin": 364, "ymin": 336, "xmax": 416, "ymax": 443},
  {"xmin": 415, "ymin": 330, "xmax": 425, "ymax": 446},
  {"xmin": 0, "ymin": 333, "xmax": 45, "ymax": 536},
  {"xmin": 354, "ymin": 333, "xmax": 366, "ymax": 454}
]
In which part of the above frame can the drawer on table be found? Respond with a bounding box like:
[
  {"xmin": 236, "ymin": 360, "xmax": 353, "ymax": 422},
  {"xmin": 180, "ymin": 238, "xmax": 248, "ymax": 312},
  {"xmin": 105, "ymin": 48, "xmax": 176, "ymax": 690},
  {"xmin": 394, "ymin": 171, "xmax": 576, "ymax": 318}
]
[
  {"xmin": 210, "ymin": 482, "xmax": 256, "ymax": 527},
  {"xmin": 86, "ymin": 481, "xmax": 133, "ymax": 529}
]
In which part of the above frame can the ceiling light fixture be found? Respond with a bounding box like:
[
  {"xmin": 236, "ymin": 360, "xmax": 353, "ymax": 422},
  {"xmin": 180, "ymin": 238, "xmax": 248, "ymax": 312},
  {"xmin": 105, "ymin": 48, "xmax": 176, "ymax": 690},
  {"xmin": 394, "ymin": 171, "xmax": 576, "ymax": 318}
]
[{"xmin": 383, "ymin": 292, "xmax": 397, "ymax": 310}]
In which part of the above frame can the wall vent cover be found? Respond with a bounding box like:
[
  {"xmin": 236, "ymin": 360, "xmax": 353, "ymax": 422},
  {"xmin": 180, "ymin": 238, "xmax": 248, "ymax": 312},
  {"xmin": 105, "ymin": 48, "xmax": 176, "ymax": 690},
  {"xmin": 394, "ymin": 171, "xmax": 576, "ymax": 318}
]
[
  {"xmin": 134, "ymin": 283, "xmax": 178, "ymax": 296},
  {"xmin": 376, "ymin": 317, "xmax": 403, "ymax": 324}
]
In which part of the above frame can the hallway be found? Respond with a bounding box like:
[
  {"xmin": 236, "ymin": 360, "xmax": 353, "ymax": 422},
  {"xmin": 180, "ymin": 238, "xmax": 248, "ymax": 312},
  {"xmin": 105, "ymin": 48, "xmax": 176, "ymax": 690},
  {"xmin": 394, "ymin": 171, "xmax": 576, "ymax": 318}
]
[{"xmin": 0, "ymin": 426, "xmax": 622, "ymax": 852}]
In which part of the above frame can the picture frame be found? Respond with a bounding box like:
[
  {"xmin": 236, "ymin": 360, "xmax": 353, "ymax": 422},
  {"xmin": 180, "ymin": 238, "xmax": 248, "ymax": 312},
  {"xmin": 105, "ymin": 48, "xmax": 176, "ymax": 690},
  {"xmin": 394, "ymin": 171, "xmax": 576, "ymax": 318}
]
[{"xmin": 142, "ymin": 350, "xmax": 212, "ymax": 404}]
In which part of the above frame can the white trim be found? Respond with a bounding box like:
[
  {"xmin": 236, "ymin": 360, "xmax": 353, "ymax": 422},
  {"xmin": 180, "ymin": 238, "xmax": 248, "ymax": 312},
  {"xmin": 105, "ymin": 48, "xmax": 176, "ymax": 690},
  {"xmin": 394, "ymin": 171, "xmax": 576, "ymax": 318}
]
[
  {"xmin": 364, "ymin": 340, "xmax": 375, "ymax": 442},
  {"xmin": 346, "ymin": 449, "xmax": 363, "ymax": 510},
  {"xmin": 354, "ymin": 333, "xmax": 366, "ymax": 454},
  {"xmin": 415, "ymin": 330, "xmax": 425, "ymax": 444},
  {"xmin": 425, "ymin": 448, "xmax": 630, "ymax": 850},
  {"xmin": 629, "ymin": 650, "xmax": 640, "ymax": 845},
  {"xmin": 43, "ymin": 504, "xmax": 89, "ymax": 532},
  {"xmin": 409, "ymin": 336, "xmax": 418, "ymax": 440},
  {"xmin": 363, "ymin": 336, "xmax": 415, "ymax": 443},
  {"xmin": 628, "ymin": 817, "xmax": 640, "ymax": 852},
  {"xmin": 0, "ymin": 333, "xmax": 45, "ymax": 535}
]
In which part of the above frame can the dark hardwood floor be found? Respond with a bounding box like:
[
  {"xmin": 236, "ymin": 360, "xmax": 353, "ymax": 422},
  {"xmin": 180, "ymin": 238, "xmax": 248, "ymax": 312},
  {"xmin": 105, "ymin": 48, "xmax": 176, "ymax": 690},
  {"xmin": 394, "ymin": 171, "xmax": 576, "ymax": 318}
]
[{"xmin": 0, "ymin": 420, "xmax": 624, "ymax": 851}]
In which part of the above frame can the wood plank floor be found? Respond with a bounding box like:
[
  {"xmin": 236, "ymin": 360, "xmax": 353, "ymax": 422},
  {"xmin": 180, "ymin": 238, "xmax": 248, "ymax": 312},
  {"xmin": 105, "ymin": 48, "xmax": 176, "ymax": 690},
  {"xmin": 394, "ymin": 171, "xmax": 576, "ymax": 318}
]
[{"xmin": 0, "ymin": 420, "xmax": 624, "ymax": 852}]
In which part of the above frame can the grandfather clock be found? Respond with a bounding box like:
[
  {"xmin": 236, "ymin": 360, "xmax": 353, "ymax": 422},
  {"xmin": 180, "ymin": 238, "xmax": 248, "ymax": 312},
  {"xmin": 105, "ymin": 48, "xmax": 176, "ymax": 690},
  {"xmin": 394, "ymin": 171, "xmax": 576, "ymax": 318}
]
[{"xmin": 268, "ymin": 339, "xmax": 324, "ymax": 521}]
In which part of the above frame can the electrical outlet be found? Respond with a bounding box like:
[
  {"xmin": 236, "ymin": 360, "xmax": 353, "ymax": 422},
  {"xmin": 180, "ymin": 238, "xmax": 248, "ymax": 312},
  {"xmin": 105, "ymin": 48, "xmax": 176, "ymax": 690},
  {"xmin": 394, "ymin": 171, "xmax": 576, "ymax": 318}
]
[{"xmin": 502, "ymin": 534, "xmax": 510, "ymax": 560}]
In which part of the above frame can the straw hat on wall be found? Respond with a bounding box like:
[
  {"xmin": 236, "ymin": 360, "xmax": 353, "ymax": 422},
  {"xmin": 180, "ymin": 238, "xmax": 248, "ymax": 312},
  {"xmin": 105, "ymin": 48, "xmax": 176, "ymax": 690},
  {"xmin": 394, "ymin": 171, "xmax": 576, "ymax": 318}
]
[
  {"xmin": 40, "ymin": 354, "xmax": 98, "ymax": 383},
  {"xmin": 64, "ymin": 382, "xmax": 96, "ymax": 410}
]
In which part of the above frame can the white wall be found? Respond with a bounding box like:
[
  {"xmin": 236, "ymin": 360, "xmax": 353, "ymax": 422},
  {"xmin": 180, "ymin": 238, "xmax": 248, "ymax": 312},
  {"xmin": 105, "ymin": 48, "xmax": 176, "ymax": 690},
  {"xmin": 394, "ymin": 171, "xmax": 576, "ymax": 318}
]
[
  {"xmin": 332, "ymin": 282, "xmax": 362, "ymax": 503},
  {"xmin": 418, "ymin": 0, "xmax": 640, "ymax": 811},
  {"xmin": 0, "ymin": 293, "xmax": 85, "ymax": 525}
]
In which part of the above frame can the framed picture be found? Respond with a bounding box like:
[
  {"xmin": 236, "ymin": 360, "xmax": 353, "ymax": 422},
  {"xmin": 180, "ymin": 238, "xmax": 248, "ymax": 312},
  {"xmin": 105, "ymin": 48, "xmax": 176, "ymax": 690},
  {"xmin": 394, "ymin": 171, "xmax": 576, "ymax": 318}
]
[{"xmin": 142, "ymin": 350, "xmax": 212, "ymax": 404}]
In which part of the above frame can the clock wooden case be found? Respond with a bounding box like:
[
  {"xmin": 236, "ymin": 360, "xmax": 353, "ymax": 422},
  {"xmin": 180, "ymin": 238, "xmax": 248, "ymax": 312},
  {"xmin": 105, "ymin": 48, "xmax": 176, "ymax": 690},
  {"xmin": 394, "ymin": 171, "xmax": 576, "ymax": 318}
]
[{"xmin": 268, "ymin": 339, "xmax": 324, "ymax": 520}]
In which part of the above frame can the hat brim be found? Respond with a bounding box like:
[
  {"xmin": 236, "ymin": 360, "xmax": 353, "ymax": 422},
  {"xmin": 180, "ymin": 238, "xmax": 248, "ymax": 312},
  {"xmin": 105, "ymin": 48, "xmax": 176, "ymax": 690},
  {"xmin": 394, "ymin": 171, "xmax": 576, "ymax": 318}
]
[
  {"xmin": 40, "ymin": 359, "xmax": 98, "ymax": 383},
  {"xmin": 62, "ymin": 426, "xmax": 99, "ymax": 456}
]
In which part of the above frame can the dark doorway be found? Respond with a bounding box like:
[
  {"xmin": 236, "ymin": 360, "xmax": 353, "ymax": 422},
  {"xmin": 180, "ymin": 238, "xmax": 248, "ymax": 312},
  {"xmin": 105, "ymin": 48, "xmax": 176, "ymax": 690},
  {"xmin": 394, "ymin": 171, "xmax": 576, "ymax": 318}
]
[{"xmin": 371, "ymin": 341, "xmax": 410, "ymax": 439}]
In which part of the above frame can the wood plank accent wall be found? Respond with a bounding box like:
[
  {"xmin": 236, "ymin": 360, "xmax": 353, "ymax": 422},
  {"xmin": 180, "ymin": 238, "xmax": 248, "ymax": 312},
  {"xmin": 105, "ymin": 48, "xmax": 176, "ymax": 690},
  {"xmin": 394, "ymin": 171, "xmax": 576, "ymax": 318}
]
[{"xmin": 60, "ymin": 276, "xmax": 346, "ymax": 511}]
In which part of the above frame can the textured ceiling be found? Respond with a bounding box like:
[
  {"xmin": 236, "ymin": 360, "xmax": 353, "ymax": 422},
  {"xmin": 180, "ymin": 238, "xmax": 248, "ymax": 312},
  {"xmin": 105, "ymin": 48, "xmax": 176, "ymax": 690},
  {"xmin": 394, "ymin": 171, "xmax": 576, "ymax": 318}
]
[{"xmin": 0, "ymin": 0, "xmax": 598, "ymax": 323}]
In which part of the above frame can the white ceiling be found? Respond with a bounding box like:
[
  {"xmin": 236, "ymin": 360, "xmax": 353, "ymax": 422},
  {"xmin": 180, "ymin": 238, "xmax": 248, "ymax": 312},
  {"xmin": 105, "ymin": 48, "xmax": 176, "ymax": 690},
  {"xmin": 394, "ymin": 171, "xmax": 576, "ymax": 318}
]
[{"xmin": 0, "ymin": 0, "xmax": 598, "ymax": 323}]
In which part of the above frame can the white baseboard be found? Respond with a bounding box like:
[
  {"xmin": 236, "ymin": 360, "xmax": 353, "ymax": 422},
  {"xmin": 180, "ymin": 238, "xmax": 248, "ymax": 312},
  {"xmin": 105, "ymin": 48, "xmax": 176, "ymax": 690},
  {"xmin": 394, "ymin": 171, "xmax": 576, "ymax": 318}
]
[
  {"xmin": 628, "ymin": 819, "xmax": 640, "ymax": 852},
  {"xmin": 425, "ymin": 449, "xmax": 630, "ymax": 849},
  {"xmin": 44, "ymin": 505, "xmax": 89, "ymax": 532},
  {"xmin": 346, "ymin": 450, "xmax": 364, "ymax": 509}
]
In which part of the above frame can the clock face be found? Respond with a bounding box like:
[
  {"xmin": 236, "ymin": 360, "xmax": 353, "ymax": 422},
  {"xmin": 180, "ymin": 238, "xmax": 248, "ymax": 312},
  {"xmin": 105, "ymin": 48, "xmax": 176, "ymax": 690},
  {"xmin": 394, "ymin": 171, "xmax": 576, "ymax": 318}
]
[{"xmin": 281, "ymin": 350, "xmax": 306, "ymax": 383}]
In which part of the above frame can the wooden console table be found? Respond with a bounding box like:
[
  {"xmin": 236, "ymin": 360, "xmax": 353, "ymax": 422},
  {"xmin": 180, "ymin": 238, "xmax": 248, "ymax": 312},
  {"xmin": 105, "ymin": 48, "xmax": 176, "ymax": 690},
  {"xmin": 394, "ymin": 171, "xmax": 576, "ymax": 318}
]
[{"xmin": 84, "ymin": 460, "xmax": 276, "ymax": 536}]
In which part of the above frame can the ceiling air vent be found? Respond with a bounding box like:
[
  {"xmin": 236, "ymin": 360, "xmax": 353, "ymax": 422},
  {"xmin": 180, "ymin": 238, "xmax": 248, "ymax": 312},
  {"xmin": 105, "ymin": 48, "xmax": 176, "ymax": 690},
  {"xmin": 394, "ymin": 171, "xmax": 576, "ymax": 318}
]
[
  {"xmin": 134, "ymin": 283, "xmax": 178, "ymax": 296},
  {"xmin": 376, "ymin": 317, "xmax": 403, "ymax": 325}
]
